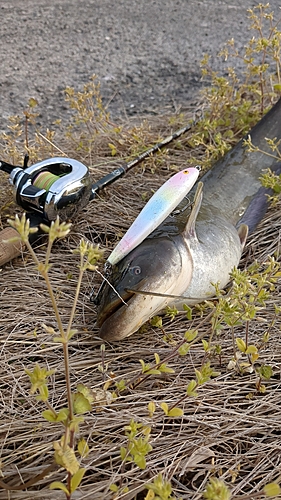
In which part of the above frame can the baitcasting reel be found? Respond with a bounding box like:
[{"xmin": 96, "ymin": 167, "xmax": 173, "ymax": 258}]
[{"xmin": 1, "ymin": 157, "xmax": 92, "ymax": 221}]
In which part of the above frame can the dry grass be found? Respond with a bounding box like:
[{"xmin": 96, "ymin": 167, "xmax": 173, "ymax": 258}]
[{"xmin": 0, "ymin": 110, "xmax": 280, "ymax": 500}]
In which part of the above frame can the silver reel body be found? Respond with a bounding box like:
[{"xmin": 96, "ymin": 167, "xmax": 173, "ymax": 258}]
[{"xmin": 9, "ymin": 157, "xmax": 92, "ymax": 221}]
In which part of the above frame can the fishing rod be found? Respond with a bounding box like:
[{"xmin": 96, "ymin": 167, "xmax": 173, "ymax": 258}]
[
  {"xmin": 89, "ymin": 121, "xmax": 199, "ymax": 196},
  {"xmin": 0, "ymin": 117, "xmax": 199, "ymax": 266}
]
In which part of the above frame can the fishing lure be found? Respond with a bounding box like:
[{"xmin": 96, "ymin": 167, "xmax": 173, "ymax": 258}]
[{"xmin": 107, "ymin": 167, "xmax": 199, "ymax": 266}]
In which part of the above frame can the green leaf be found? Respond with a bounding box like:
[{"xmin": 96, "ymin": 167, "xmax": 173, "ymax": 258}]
[
  {"xmin": 145, "ymin": 473, "xmax": 173, "ymax": 497},
  {"xmin": 186, "ymin": 379, "xmax": 198, "ymax": 397},
  {"xmin": 25, "ymin": 363, "xmax": 54, "ymax": 392},
  {"xmin": 195, "ymin": 369, "xmax": 205, "ymax": 385},
  {"xmin": 76, "ymin": 384, "xmax": 94, "ymax": 404},
  {"xmin": 77, "ymin": 438, "xmax": 90, "ymax": 457},
  {"xmin": 139, "ymin": 359, "xmax": 148, "ymax": 373},
  {"xmin": 73, "ymin": 393, "xmax": 92, "ymax": 414},
  {"xmin": 148, "ymin": 401, "xmax": 156, "ymax": 416},
  {"xmin": 202, "ymin": 339, "xmax": 209, "ymax": 352},
  {"xmin": 69, "ymin": 415, "xmax": 84, "ymax": 433},
  {"xmin": 144, "ymin": 490, "xmax": 155, "ymax": 500},
  {"xmin": 42, "ymin": 323, "xmax": 56, "ymax": 335},
  {"xmin": 142, "ymin": 425, "xmax": 151, "ymax": 437},
  {"xmin": 39, "ymin": 223, "xmax": 50, "ymax": 234},
  {"xmin": 116, "ymin": 379, "xmax": 127, "ymax": 391},
  {"xmin": 53, "ymin": 441, "xmax": 80, "ymax": 474},
  {"xmin": 168, "ymin": 407, "xmax": 184, "ymax": 417},
  {"xmin": 67, "ymin": 328, "xmax": 78, "ymax": 341},
  {"xmin": 258, "ymin": 365, "xmax": 273, "ymax": 380},
  {"xmin": 154, "ymin": 353, "xmax": 160, "ymax": 365},
  {"xmin": 264, "ymin": 482, "xmax": 281, "ymax": 497},
  {"xmin": 203, "ymin": 478, "xmax": 231, "ymax": 500},
  {"xmin": 108, "ymin": 142, "xmax": 117, "ymax": 156},
  {"xmin": 160, "ymin": 402, "xmax": 183, "ymax": 418},
  {"xmin": 120, "ymin": 446, "xmax": 127, "ymax": 460},
  {"xmin": 70, "ymin": 467, "xmax": 86, "ymax": 493},
  {"xmin": 165, "ymin": 305, "xmax": 178, "ymax": 319},
  {"xmin": 150, "ymin": 316, "xmax": 162, "ymax": 328},
  {"xmin": 245, "ymin": 344, "xmax": 258, "ymax": 354},
  {"xmin": 134, "ymin": 453, "xmax": 146, "ymax": 469},
  {"xmin": 49, "ymin": 481, "xmax": 70, "ymax": 495},
  {"xmin": 42, "ymin": 409, "xmax": 57, "ymax": 422},
  {"xmin": 273, "ymin": 84, "xmax": 281, "ymax": 92},
  {"xmin": 56, "ymin": 408, "xmax": 69, "ymax": 422},
  {"xmin": 53, "ymin": 336, "xmax": 67, "ymax": 344},
  {"xmin": 263, "ymin": 331, "xmax": 270, "ymax": 343},
  {"xmin": 158, "ymin": 363, "xmax": 174, "ymax": 374},
  {"xmin": 178, "ymin": 342, "xmax": 190, "ymax": 356},
  {"xmin": 109, "ymin": 483, "xmax": 119, "ymax": 492},
  {"xmin": 184, "ymin": 329, "xmax": 198, "ymax": 342},
  {"xmin": 183, "ymin": 303, "xmax": 193, "ymax": 320},
  {"xmin": 38, "ymin": 384, "xmax": 49, "ymax": 402},
  {"xmin": 236, "ymin": 337, "xmax": 247, "ymax": 352},
  {"xmin": 160, "ymin": 402, "xmax": 169, "ymax": 415},
  {"xmin": 28, "ymin": 97, "xmax": 38, "ymax": 108},
  {"xmin": 146, "ymin": 368, "xmax": 162, "ymax": 375},
  {"xmin": 251, "ymin": 352, "xmax": 259, "ymax": 362}
]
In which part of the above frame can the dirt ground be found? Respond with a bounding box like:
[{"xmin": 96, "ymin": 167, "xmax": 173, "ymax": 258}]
[{"xmin": 1, "ymin": 0, "xmax": 281, "ymax": 128}]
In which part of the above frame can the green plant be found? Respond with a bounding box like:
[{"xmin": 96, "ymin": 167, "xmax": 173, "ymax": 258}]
[
  {"xmin": 243, "ymin": 135, "xmax": 281, "ymax": 203},
  {"xmin": 188, "ymin": 3, "xmax": 281, "ymax": 169},
  {"xmin": 205, "ymin": 258, "xmax": 281, "ymax": 385},
  {"xmin": 64, "ymin": 75, "xmax": 113, "ymax": 156},
  {"xmin": 0, "ymin": 98, "xmax": 60, "ymax": 166},
  {"xmin": 203, "ymin": 478, "xmax": 231, "ymax": 500},
  {"xmin": 120, "ymin": 419, "xmax": 152, "ymax": 470},
  {"xmin": 145, "ymin": 473, "xmax": 177, "ymax": 500},
  {"xmin": 203, "ymin": 477, "xmax": 281, "ymax": 499},
  {"xmin": 7, "ymin": 214, "xmax": 103, "ymax": 498}
]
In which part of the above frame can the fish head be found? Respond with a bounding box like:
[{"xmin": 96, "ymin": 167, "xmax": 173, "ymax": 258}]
[{"xmin": 95, "ymin": 236, "xmax": 192, "ymax": 341}]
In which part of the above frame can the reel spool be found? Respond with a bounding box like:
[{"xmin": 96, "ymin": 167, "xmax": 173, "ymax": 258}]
[
  {"xmin": 9, "ymin": 157, "xmax": 92, "ymax": 221},
  {"xmin": 32, "ymin": 171, "xmax": 61, "ymax": 191}
]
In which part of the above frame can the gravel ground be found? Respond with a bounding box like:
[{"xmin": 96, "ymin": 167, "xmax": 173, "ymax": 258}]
[{"xmin": 1, "ymin": 0, "xmax": 281, "ymax": 128}]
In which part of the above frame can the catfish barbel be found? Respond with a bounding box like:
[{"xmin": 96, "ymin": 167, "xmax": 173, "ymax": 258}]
[{"xmin": 94, "ymin": 99, "xmax": 281, "ymax": 341}]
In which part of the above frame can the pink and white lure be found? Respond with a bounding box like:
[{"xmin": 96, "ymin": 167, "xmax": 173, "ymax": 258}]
[{"xmin": 107, "ymin": 167, "xmax": 199, "ymax": 266}]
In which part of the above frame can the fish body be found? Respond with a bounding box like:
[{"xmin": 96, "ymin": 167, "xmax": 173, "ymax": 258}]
[{"xmin": 95, "ymin": 99, "xmax": 281, "ymax": 340}]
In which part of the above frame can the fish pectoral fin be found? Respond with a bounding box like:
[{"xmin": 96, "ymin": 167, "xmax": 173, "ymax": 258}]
[
  {"xmin": 183, "ymin": 181, "xmax": 203, "ymax": 238},
  {"xmin": 237, "ymin": 223, "xmax": 249, "ymax": 249}
]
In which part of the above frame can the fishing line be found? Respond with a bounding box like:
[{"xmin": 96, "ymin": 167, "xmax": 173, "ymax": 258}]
[
  {"xmin": 125, "ymin": 287, "xmax": 214, "ymax": 302},
  {"xmin": 32, "ymin": 171, "xmax": 61, "ymax": 191},
  {"xmin": 95, "ymin": 269, "xmax": 128, "ymax": 307}
]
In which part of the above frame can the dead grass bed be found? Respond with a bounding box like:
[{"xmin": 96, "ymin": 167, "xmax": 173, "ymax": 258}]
[{"xmin": 0, "ymin": 111, "xmax": 281, "ymax": 500}]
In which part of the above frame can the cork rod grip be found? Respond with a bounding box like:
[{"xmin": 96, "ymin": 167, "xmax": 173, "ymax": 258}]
[{"xmin": 0, "ymin": 227, "xmax": 24, "ymax": 266}]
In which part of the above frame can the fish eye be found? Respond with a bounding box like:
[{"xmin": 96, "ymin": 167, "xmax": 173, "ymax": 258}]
[{"xmin": 129, "ymin": 266, "xmax": 142, "ymax": 276}]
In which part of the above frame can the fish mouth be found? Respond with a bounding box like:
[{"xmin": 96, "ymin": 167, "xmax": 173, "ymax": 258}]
[
  {"xmin": 96, "ymin": 285, "xmax": 153, "ymax": 341},
  {"xmin": 96, "ymin": 289, "xmax": 134, "ymax": 329}
]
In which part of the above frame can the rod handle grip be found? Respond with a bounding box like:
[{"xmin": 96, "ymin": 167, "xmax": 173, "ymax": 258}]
[{"xmin": 0, "ymin": 227, "xmax": 24, "ymax": 266}]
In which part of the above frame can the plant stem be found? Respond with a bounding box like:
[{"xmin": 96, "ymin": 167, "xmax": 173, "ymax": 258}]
[
  {"xmin": 45, "ymin": 400, "xmax": 57, "ymax": 416},
  {"xmin": 245, "ymin": 320, "xmax": 249, "ymax": 349},
  {"xmin": 67, "ymin": 471, "xmax": 71, "ymax": 499},
  {"xmin": 27, "ymin": 238, "xmax": 75, "ymax": 424},
  {"xmin": 66, "ymin": 255, "xmax": 84, "ymax": 337}
]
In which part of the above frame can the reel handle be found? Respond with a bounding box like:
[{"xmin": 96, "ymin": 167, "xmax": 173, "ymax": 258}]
[{"xmin": 0, "ymin": 227, "xmax": 24, "ymax": 266}]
